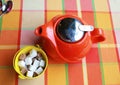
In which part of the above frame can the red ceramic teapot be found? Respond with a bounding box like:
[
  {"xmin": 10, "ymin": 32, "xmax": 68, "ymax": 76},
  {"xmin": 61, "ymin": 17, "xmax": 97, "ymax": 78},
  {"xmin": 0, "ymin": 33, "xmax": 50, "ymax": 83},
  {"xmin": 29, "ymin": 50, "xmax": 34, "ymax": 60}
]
[{"xmin": 35, "ymin": 15, "xmax": 105, "ymax": 63}]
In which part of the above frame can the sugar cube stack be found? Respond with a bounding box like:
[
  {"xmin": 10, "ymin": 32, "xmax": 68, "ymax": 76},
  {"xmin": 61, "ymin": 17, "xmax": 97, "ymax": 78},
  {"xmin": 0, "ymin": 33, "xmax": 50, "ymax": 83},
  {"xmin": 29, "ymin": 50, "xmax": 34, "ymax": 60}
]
[{"xmin": 18, "ymin": 49, "xmax": 46, "ymax": 78}]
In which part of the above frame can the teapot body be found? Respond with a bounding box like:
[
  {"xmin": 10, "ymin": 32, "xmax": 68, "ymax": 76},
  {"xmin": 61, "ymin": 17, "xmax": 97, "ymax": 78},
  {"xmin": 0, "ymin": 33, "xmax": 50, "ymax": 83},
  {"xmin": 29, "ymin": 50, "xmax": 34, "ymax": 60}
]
[{"xmin": 35, "ymin": 15, "xmax": 105, "ymax": 63}]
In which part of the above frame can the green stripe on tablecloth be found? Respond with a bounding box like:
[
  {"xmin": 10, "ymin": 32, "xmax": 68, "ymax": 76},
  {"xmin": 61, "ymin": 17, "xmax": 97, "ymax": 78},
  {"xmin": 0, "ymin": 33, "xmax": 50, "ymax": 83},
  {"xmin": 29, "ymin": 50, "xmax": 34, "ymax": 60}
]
[
  {"xmin": 91, "ymin": 0, "xmax": 97, "ymax": 26},
  {"xmin": 98, "ymin": 44, "xmax": 105, "ymax": 85},
  {"xmin": 62, "ymin": 0, "xmax": 65, "ymax": 14},
  {"xmin": 0, "ymin": 66, "xmax": 13, "ymax": 69},
  {"xmin": 0, "ymin": 18, "xmax": 2, "ymax": 31},
  {"xmin": 65, "ymin": 64, "xmax": 69, "ymax": 85},
  {"xmin": 61, "ymin": 1, "xmax": 69, "ymax": 85},
  {"xmin": 92, "ymin": 0, "xmax": 105, "ymax": 85}
]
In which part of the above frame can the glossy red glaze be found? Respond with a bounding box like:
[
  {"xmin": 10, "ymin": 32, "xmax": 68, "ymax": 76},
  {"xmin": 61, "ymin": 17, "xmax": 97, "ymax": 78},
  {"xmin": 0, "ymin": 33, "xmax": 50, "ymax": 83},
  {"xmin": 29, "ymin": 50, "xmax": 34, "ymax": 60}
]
[{"xmin": 35, "ymin": 15, "xmax": 105, "ymax": 63}]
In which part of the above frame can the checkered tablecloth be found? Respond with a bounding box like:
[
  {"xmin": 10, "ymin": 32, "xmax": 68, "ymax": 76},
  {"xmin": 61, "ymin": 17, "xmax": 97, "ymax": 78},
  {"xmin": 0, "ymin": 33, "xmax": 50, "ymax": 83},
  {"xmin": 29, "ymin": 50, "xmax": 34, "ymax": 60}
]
[{"xmin": 0, "ymin": 0, "xmax": 120, "ymax": 85}]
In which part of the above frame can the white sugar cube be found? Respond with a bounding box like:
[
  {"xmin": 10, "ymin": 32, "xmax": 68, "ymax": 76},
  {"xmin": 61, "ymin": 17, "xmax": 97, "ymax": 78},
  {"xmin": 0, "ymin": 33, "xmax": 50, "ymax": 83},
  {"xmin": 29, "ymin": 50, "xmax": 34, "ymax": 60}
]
[
  {"xmin": 29, "ymin": 49, "xmax": 37, "ymax": 58},
  {"xmin": 25, "ymin": 57, "xmax": 32, "ymax": 65},
  {"xmin": 27, "ymin": 71, "xmax": 34, "ymax": 77},
  {"xmin": 29, "ymin": 65, "xmax": 37, "ymax": 72},
  {"xmin": 33, "ymin": 59, "xmax": 40, "ymax": 68},
  {"xmin": 18, "ymin": 60, "xmax": 26, "ymax": 68},
  {"xmin": 39, "ymin": 60, "xmax": 45, "ymax": 67},
  {"xmin": 35, "ymin": 67, "xmax": 43, "ymax": 74}
]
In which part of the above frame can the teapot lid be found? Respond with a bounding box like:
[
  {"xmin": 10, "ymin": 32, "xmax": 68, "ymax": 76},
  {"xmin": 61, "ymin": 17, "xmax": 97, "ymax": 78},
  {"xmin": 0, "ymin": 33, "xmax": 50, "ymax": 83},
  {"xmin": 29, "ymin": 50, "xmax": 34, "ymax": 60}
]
[{"xmin": 56, "ymin": 18, "xmax": 85, "ymax": 43}]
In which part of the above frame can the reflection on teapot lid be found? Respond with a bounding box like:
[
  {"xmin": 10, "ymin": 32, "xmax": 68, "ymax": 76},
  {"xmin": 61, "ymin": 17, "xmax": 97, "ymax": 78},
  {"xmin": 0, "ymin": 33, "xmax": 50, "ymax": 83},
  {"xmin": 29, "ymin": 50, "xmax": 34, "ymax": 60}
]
[{"xmin": 56, "ymin": 18, "xmax": 85, "ymax": 43}]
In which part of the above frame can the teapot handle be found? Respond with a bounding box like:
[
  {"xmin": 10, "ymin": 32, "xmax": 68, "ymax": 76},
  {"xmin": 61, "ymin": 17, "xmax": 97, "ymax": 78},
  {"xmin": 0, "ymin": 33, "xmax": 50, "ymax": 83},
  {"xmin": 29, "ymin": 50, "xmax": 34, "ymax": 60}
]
[{"xmin": 90, "ymin": 28, "xmax": 105, "ymax": 43}]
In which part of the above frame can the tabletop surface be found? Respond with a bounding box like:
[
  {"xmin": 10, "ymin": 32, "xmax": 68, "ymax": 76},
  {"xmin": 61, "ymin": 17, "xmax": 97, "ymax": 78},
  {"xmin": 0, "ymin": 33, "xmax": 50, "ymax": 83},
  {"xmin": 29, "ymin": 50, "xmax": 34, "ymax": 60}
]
[{"xmin": 0, "ymin": 0, "xmax": 120, "ymax": 85}]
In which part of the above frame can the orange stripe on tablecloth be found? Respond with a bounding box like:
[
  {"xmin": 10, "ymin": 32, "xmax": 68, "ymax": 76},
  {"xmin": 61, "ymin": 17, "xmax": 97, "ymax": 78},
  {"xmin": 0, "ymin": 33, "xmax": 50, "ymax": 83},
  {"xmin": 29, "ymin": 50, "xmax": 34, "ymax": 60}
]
[
  {"xmin": 99, "ymin": 47, "xmax": 119, "ymax": 63},
  {"xmin": 68, "ymin": 62, "xmax": 84, "ymax": 85},
  {"xmin": 86, "ymin": 48, "xmax": 102, "ymax": 85},
  {"xmin": 0, "ymin": 49, "xmax": 18, "ymax": 66},
  {"xmin": 47, "ymin": 64, "xmax": 66, "ymax": 85},
  {"xmin": 102, "ymin": 63, "xmax": 120, "ymax": 84},
  {"xmin": 0, "ymin": 68, "xmax": 16, "ymax": 85},
  {"xmin": 0, "ymin": 30, "xmax": 20, "ymax": 45},
  {"xmin": 87, "ymin": 63, "xmax": 102, "ymax": 84},
  {"xmin": 86, "ymin": 48, "xmax": 101, "ymax": 63},
  {"xmin": 82, "ymin": 11, "xmax": 95, "ymax": 26},
  {"xmin": 2, "ymin": 11, "xmax": 20, "ymax": 30}
]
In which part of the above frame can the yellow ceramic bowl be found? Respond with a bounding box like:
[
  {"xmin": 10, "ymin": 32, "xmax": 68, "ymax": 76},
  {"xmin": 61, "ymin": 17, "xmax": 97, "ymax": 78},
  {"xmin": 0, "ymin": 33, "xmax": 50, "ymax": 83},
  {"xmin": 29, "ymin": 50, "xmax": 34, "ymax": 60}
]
[{"xmin": 13, "ymin": 45, "xmax": 48, "ymax": 79}]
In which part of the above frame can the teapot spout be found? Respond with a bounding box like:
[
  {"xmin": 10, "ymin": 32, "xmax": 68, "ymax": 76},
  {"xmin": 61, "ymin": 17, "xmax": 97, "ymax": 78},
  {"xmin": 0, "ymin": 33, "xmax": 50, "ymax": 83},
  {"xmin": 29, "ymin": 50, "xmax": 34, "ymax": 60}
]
[
  {"xmin": 35, "ymin": 25, "xmax": 44, "ymax": 37},
  {"xmin": 35, "ymin": 25, "xmax": 46, "ymax": 37}
]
